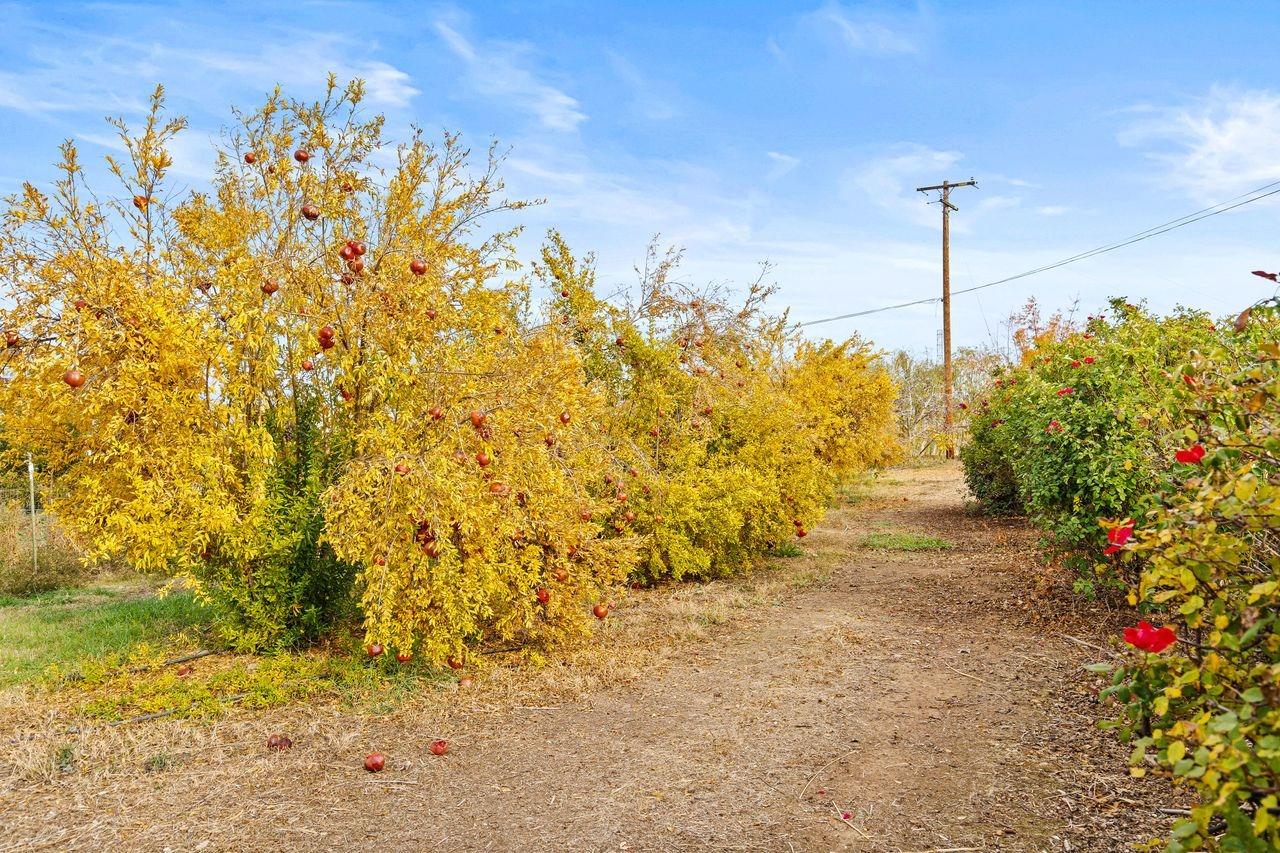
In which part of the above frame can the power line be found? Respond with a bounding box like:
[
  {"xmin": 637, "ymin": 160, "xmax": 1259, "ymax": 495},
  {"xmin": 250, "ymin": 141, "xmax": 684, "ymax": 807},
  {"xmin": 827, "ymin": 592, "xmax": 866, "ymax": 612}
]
[{"xmin": 799, "ymin": 179, "xmax": 1280, "ymax": 328}]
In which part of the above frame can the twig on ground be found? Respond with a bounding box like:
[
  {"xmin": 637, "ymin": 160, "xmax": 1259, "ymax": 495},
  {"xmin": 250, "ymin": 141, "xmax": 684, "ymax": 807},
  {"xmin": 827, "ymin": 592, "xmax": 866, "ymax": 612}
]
[
  {"xmin": 942, "ymin": 662, "xmax": 1002, "ymax": 689},
  {"xmin": 107, "ymin": 692, "xmax": 253, "ymax": 727},
  {"xmin": 128, "ymin": 649, "xmax": 220, "ymax": 673},
  {"xmin": 797, "ymin": 746, "xmax": 860, "ymax": 801},
  {"xmin": 1060, "ymin": 634, "xmax": 1116, "ymax": 657},
  {"xmin": 60, "ymin": 649, "xmax": 221, "ymax": 684}
]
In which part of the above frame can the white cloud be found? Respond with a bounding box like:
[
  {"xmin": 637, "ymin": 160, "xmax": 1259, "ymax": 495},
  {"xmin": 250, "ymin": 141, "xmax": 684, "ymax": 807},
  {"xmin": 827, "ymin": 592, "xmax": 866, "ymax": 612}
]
[
  {"xmin": 0, "ymin": 73, "xmax": 72, "ymax": 114},
  {"xmin": 766, "ymin": 151, "xmax": 800, "ymax": 180},
  {"xmin": 160, "ymin": 129, "xmax": 222, "ymax": 182},
  {"xmin": 1119, "ymin": 86, "xmax": 1280, "ymax": 201},
  {"xmin": 800, "ymin": 1, "xmax": 922, "ymax": 56},
  {"xmin": 512, "ymin": 149, "xmax": 755, "ymax": 247},
  {"xmin": 975, "ymin": 194, "xmax": 1020, "ymax": 214},
  {"xmin": 987, "ymin": 174, "xmax": 1039, "ymax": 189},
  {"xmin": 0, "ymin": 26, "xmax": 419, "ymax": 119},
  {"xmin": 350, "ymin": 62, "xmax": 418, "ymax": 108},
  {"xmin": 843, "ymin": 144, "xmax": 964, "ymax": 227},
  {"xmin": 434, "ymin": 21, "xmax": 586, "ymax": 132},
  {"xmin": 74, "ymin": 131, "xmax": 126, "ymax": 152},
  {"xmin": 181, "ymin": 41, "xmax": 419, "ymax": 108},
  {"xmin": 1036, "ymin": 205, "xmax": 1070, "ymax": 217},
  {"xmin": 765, "ymin": 36, "xmax": 787, "ymax": 63},
  {"xmin": 506, "ymin": 158, "xmax": 587, "ymax": 187}
]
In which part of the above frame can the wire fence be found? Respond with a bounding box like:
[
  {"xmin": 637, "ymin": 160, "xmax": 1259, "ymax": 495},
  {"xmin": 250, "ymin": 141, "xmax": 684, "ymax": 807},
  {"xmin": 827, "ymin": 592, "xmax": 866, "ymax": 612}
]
[{"xmin": 0, "ymin": 466, "xmax": 87, "ymax": 596}]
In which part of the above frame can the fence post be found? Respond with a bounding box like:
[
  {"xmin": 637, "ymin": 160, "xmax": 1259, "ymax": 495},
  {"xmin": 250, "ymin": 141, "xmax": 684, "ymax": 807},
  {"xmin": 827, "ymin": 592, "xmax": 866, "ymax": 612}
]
[{"xmin": 27, "ymin": 453, "xmax": 37, "ymax": 580}]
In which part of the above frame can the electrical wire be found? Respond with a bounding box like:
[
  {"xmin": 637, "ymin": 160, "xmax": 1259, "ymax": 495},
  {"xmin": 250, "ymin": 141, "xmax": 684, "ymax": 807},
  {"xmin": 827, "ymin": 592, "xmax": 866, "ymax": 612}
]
[{"xmin": 798, "ymin": 179, "xmax": 1280, "ymax": 328}]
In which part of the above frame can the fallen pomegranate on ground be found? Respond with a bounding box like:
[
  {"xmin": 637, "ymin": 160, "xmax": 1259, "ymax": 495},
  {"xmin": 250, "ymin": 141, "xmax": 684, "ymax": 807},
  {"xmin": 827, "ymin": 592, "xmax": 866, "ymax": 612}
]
[{"xmin": 266, "ymin": 734, "xmax": 293, "ymax": 751}]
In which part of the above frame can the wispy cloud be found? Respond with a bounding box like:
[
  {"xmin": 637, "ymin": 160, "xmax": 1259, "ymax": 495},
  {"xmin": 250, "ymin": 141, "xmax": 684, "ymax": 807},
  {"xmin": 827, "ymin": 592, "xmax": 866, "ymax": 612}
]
[
  {"xmin": 766, "ymin": 151, "xmax": 800, "ymax": 180},
  {"xmin": 843, "ymin": 143, "xmax": 964, "ymax": 228},
  {"xmin": 0, "ymin": 72, "xmax": 78, "ymax": 114},
  {"xmin": 819, "ymin": 8, "xmax": 919, "ymax": 54},
  {"xmin": 974, "ymin": 194, "xmax": 1021, "ymax": 215},
  {"xmin": 765, "ymin": 36, "xmax": 787, "ymax": 64},
  {"xmin": 0, "ymin": 21, "xmax": 418, "ymax": 122},
  {"xmin": 1036, "ymin": 205, "xmax": 1070, "ymax": 217},
  {"xmin": 434, "ymin": 20, "xmax": 586, "ymax": 132},
  {"xmin": 793, "ymin": 1, "xmax": 925, "ymax": 57},
  {"xmin": 607, "ymin": 52, "xmax": 683, "ymax": 122},
  {"xmin": 506, "ymin": 142, "xmax": 758, "ymax": 251},
  {"xmin": 1119, "ymin": 86, "xmax": 1280, "ymax": 201},
  {"xmin": 987, "ymin": 174, "xmax": 1039, "ymax": 189},
  {"xmin": 175, "ymin": 39, "xmax": 418, "ymax": 107}
]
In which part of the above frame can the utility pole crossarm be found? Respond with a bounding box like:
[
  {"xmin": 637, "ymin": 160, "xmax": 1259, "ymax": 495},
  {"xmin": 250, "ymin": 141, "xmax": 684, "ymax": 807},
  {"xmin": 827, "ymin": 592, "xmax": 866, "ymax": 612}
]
[
  {"xmin": 916, "ymin": 179, "xmax": 977, "ymax": 210},
  {"xmin": 915, "ymin": 179, "xmax": 977, "ymax": 192},
  {"xmin": 915, "ymin": 177, "xmax": 978, "ymax": 460}
]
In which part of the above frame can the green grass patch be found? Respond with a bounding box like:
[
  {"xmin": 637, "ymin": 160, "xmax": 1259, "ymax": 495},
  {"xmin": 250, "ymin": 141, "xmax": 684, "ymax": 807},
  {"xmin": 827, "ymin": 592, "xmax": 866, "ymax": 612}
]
[
  {"xmin": 859, "ymin": 531, "xmax": 954, "ymax": 551},
  {"xmin": 0, "ymin": 581, "xmax": 211, "ymax": 687},
  {"xmin": 767, "ymin": 542, "xmax": 804, "ymax": 558},
  {"xmin": 0, "ymin": 579, "xmax": 467, "ymax": 723}
]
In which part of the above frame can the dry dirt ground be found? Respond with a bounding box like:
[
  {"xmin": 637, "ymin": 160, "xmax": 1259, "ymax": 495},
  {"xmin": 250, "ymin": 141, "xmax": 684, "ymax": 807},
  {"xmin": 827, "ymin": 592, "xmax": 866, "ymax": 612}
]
[{"xmin": 0, "ymin": 464, "xmax": 1189, "ymax": 852}]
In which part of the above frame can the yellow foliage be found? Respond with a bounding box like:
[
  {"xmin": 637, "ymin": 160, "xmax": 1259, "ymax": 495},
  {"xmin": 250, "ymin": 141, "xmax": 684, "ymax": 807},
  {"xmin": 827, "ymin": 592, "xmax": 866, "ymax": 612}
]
[{"xmin": 0, "ymin": 80, "xmax": 899, "ymax": 662}]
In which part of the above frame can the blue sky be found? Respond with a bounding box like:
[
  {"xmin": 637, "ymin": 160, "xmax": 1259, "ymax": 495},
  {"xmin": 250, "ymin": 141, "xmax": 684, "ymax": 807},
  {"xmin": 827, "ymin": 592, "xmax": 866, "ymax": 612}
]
[{"xmin": 2, "ymin": 1, "xmax": 1278, "ymax": 354}]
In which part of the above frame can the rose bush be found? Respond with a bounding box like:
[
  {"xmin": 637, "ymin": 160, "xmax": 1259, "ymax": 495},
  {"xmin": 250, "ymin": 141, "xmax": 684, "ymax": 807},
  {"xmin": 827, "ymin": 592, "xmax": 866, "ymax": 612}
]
[
  {"xmin": 1097, "ymin": 299, "xmax": 1280, "ymax": 850},
  {"xmin": 962, "ymin": 299, "xmax": 1222, "ymax": 591},
  {"xmin": 966, "ymin": 290, "xmax": 1280, "ymax": 848}
]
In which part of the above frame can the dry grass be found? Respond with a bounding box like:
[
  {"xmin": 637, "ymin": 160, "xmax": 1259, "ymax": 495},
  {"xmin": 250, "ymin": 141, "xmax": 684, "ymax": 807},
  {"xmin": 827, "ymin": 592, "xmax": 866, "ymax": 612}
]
[
  {"xmin": 0, "ymin": 504, "xmax": 94, "ymax": 597},
  {"xmin": 0, "ymin": 468, "xmax": 1185, "ymax": 851},
  {"xmin": 0, "ymin": 537, "xmax": 837, "ymax": 796}
]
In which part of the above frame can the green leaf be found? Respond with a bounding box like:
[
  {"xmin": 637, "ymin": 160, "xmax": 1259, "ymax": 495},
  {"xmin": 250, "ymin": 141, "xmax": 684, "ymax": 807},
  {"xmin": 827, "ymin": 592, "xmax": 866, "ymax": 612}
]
[{"xmin": 1209, "ymin": 711, "xmax": 1239, "ymax": 733}]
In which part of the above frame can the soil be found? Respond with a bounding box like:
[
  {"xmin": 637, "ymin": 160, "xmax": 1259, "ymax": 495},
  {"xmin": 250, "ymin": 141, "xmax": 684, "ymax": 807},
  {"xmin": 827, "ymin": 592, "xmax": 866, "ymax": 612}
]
[{"xmin": 0, "ymin": 464, "xmax": 1188, "ymax": 851}]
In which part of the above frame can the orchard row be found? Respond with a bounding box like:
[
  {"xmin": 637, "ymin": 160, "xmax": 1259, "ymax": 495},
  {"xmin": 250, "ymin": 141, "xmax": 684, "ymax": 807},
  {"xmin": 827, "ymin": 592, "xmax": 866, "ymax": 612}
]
[
  {"xmin": 961, "ymin": 293, "xmax": 1280, "ymax": 850},
  {"xmin": 0, "ymin": 81, "xmax": 899, "ymax": 670}
]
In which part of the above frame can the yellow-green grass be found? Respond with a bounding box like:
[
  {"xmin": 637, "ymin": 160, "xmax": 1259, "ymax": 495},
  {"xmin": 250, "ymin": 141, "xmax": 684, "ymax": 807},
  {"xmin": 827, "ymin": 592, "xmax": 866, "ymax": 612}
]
[
  {"xmin": 859, "ymin": 531, "xmax": 954, "ymax": 551},
  {"xmin": 0, "ymin": 582, "xmax": 210, "ymax": 687}
]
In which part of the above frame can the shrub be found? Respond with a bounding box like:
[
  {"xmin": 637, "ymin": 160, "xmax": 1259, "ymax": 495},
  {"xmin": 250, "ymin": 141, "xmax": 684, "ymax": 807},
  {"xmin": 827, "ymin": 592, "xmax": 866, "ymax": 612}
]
[
  {"xmin": 0, "ymin": 80, "xmax": 899, "ymax": 663},
  {"xmin": 1098, "ymin": 300, "xmax": 1280, "ymax": 850},
  {"xmin": 965, "ymin": 292, "xmax": 1280, "ymax": 847},
  {"xmin": 962, "ymin": 299, "xmax": 1221, "ymax": 558},
  {"xmin": 0, "ymin": 503, "xmax": 90, "ymax": 596},
  {"xmin": 533, "ymin": 235, "xmax": 899, "ymax": 584}
]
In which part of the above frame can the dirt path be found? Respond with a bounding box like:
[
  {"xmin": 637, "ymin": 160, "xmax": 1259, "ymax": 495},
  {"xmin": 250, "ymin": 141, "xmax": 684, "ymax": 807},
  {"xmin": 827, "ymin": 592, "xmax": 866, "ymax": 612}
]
[{"xmin": 1, "ymin": 465, "xmax": 1185, "ymax": 851}]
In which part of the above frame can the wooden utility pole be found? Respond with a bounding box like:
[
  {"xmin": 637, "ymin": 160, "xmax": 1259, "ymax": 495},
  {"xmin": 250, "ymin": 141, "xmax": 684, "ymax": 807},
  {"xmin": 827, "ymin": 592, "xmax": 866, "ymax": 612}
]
[{"xmin": 915, "ymin": 178, "xmax": 977, "ymax": 459}]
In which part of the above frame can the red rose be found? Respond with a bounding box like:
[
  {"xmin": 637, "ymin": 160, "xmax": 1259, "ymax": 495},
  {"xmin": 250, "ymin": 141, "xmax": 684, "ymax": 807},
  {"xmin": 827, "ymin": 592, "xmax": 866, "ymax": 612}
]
[
  {"xmin": 1123, "ymin": 621, "xmax": 1176, "ymax": 653},
  {"xmin": 1174, "ymin": 444, "xmax": 1206, "ymax": 464},
  {"xmin": 1103, "ymin": 521, "xmax": 1134, "ymax": 555}
]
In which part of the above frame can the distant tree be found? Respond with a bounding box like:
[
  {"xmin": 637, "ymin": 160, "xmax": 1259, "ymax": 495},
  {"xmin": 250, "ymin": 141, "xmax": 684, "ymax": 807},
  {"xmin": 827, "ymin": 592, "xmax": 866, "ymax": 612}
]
[{"xmin": 887, "ymin": 346, "xmax": 1005, "ymax": 457}]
